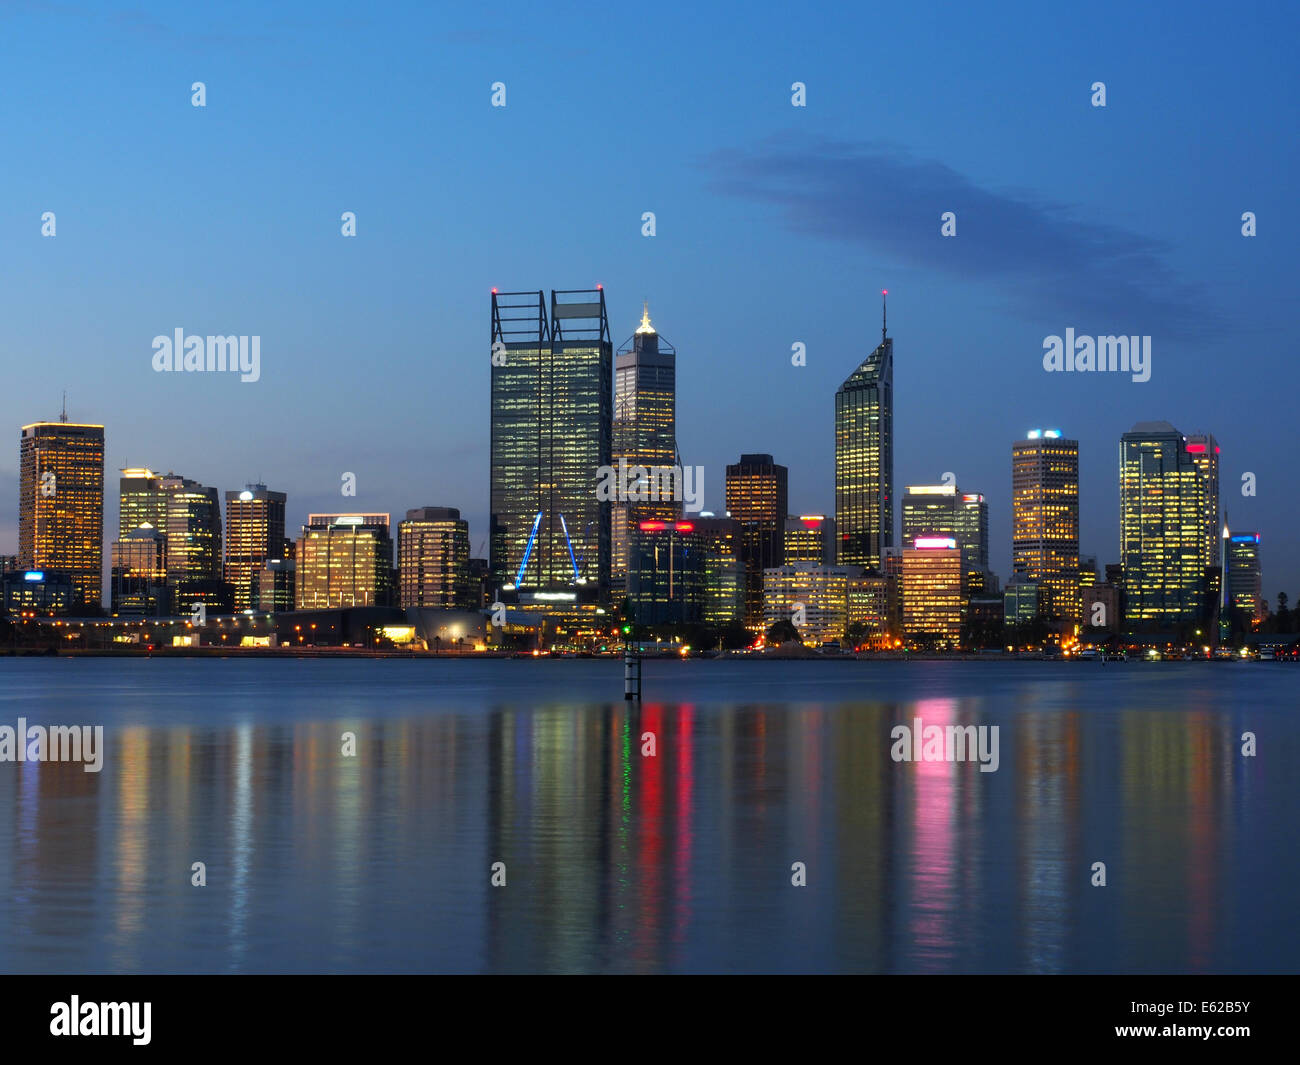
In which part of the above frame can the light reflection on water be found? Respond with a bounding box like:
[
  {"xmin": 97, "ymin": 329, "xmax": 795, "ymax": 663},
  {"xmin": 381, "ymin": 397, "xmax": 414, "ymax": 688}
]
[{"xmin": 0, "ymin": 658, "xmax": 1295, "ymax": 974}]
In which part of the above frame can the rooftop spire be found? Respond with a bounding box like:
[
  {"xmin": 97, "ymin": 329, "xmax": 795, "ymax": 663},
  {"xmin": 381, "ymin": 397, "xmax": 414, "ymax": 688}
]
[
  {"xmin": 635, "ymin": 300, "xmax": 655, "ymax": 335},
  {"xmin": 881, "ymin": 290, "xmax": 888, "ymax": 343}
]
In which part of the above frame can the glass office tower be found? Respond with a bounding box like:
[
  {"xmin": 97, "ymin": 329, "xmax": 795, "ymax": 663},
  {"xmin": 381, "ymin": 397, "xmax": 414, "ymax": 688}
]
[
  {"xmin": 612, "ymin": 303, "xmax": 678, "ymax": 591},
  {"xmin": 1119, "ymin": 421, "xmax": 1206, "ymax": 626},
  {"xmin": 836, "ymin": 297, "xmax": 893, "ymax": 570},
  {"xmin": 490, "ymin": 288, "xmax": 612, "ymax": 598}
]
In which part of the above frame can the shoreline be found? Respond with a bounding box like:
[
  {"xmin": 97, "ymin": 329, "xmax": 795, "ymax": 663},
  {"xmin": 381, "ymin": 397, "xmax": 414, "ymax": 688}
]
[{"xmin": 0, "ymin": 648, "xmax": 1285, "ymax": 663}]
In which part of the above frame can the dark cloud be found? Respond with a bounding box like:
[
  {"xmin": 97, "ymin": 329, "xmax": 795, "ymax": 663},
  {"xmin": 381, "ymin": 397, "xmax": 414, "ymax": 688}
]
[{"xmin": 705, "ymin": 133, "xmax": 1217, "ymax": 337}]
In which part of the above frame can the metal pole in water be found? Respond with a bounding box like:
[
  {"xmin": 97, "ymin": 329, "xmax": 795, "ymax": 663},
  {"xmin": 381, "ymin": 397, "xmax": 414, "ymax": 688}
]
[{"xmin": 623, "ymin": 627, "xmax": 641, "ymax": 702}]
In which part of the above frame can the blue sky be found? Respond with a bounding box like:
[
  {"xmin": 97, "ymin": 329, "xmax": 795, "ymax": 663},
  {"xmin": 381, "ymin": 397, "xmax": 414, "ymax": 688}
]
[{"xmin": 1, "ymin": 0, "xmax": 1297, "ymax": 597}]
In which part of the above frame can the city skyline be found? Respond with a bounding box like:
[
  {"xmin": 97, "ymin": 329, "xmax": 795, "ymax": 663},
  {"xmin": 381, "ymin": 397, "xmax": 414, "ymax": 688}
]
[{"xmin": 5, "ymin": 342, "xmax": 1293, "ymax": 614}]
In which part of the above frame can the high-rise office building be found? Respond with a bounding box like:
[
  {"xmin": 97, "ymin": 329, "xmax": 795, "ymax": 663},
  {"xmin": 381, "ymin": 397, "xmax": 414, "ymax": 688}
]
[
  {"xmin": 163, "ymin": 475, "xmax": 222, "ymax": 583},
  {"xmin": 956, "ymin": 492, "xmax": 990, "ymax": 577},
  {"xmin": 836, "ymin": 295, "xmax": 893, "ymax": 570},
  {"xmin": 490, "ymin": 288, "xmax": 612, "ymax": 598},
  {"xmin": 902, "ymin": 538, "xmax": 963, "ymax": 644},
  {"xmin": 1119, "ymin": 422, "xmax": 1206, "ymax": 626},
  {"xmin": 627, "ymin": 519, "xmax": 705, "ymax": 626},
  {"xmin": 119, "ymin": 468, "xmax": 169, "ymax": 538},
  {"xmin": 398, "ymin": 506, "xmax": 471, "ymax": 609},
  {"xmin": 252, "ymin": 559, "xmax": 296, "ymax": 613},
  {"xmin": 902, "ymin": 484, "xmax": 989, "ymax": 592},
  {"xmin": 612, "ymin": 304, "xmax": 678, "ymax": 592},
  {"xmin": 18, "ymin": 419, "xmax": 105, "ymax": 608},
  {"xmin": 111, "ymin": 525, "xmax": 168, "ymax": 615},
  {"xmin": 783, "ymin": 515, "xmax": 835, "ymax": 564},
  {"xmin": 1011, "ymin": 429, "xmax": 1080, "ymax": 620},
  {"xmin": 297, "ymin": 514, "xmax": 394, "ymax": 609},
  {"xmin": 1226, "ymin": 532, "xmax": 1262, "ymax": 625},
  {"xmin": 225, "ymin": 484, "xmax": 287, "ymax": 611},
  {"xmin": 763, "ymin": 563, "xmax": 853, "ymax": 645},
  {"xmin": 725, "ymin": 454, "xmax": 788, "ymax": 627},
  {"xmin": 1186, "ymin": 433, "xmax": 1221, "ymax": 568},
  {"xmin": 691, "ymin": 516, "xmax": 744, "ymax": 627}
]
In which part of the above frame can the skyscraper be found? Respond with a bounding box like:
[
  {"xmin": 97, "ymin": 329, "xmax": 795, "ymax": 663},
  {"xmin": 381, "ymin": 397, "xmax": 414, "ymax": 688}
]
[
  {"xmin": 297, "ymin": 514, "xmax": 394, "ymax": 608},
  {"xmin": 1119, "ymin": 421, "xmax": 1206, "ymax": 626},
  {"xmin": 725, "ymin": 454, "xmax": 788, "ymax": 627},
  {"xmin": 902, "ymin": 538, "xmax": 964, "ymax": 644},
  {"xmin": 1185, "ymin": 433, "xmax": 1221, "ymax": 568},
  {"xmin": 836, "ymin": 293, "xmax": 893, "ymax": 570},
  {"xmin": 490, "ymin": 288, "xmax": 612, "ymax": 598},
  {"xmin": 1226, "ymin": 532, "xmax": 1262, "ymax": 626},
  {"xmin": 119, "ymin": 467, "xmax": 168, "ymax": 538},
  {"xmin": 398, "ymin": 507, "xmax": 471, "ymax": 608},
  {"xmin": 19, "ymin": 419, "xmax": 105, "ymax": 608},
  {"xmin": 225, "ymin": 484, "xmax": 287, "ymax": 611},
  {"xmin": 612, "ymin": 304, "xmax": 678, "ymax": 593},
  {"xmin": 902, "ymin": 484, "xmax": 990, "ymax": 592},
  {"xmin": 163, "ymin": 475, "xmax": 222, "ymax": 583},
  {"xmin": 1011, "ymin": 429, "xmax": 1080, "ymax": 620},
  {"xmin": 783, "ymin": 514, "xmax": 835, "ymax": 565},
  {"xmin": 111, "ymin": 525, "xmax": 168, "ymax": 615},
  {"xmin": 692, "ymin": 516, "xmax": 744, "ymax": 627}
]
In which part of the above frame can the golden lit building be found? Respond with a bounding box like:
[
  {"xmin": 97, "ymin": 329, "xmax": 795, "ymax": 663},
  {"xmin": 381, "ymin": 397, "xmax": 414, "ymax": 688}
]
[
  {"xmin": 296, "ymin": 513, "xmax": 393, "ymax": 608},
  {"xmin": 847, "ymin": 573, "xmax": 889, "ymax": 641},
  {"xmin": 119, "ymin": 467, "xmax": 169, "ymax": 538},
  {"xmin": 784, "ymin": 514, "xmax": 834, "ymax": 564},
  {"xmin": 19, "ymin": 419, "xmax": 105, "ymax": 608},
  {"xmin": 224, "ymin": 484, "xmax": 287, "ymax": 611},
  {"xmin": 726, "ymin": 454, "xmax": 788, "ymax": 628},
  {"xmin": 762, "ymin": 563, "xmax": 851, "ymax": 645},
  {"xmin": 1011, "ymin": 430, "xmax": 1079, "ymax": 621},
  {"xmin": 398, "ymin": 507, "xmax": 471, "ymax": 608},
  {"xmin": 902, "ymin": 539, "xmax": 963, "ymax": 644}
]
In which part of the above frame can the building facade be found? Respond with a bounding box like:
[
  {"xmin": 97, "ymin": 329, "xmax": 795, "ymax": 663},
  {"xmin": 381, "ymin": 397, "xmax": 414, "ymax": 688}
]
[
  {"xmin": 18, "ymin": 420, "xmax": 105, "ymax": 608},
  {"xmin": 836, "ymin": 307, "xmax": 893, "ymax": 571},
  {"xmin": 225, "ymin": 484, "xmax": 287, "ymax": 611},
  {"xmin": 489, "ymin": 288, "xmax": 612, "ymax": 599},
  {"xmin": 612, "ymin": 304, "xmax": 678, "ymax": 594},
  {"xmin": 725, "ymin": 454, "xmax": 788, "ymax": 628},
  {"xmin": 762, "ymin": 563, "xmax": 852, "ymax": 645},
  {"xmin": 398, "ymin": 507, "xmax": 471, "ymax": 609},
  {"xmin": 297, "ymin": 514, "xmax": 394, "ymax": 609},
  {"xmin": 1226, "ymin": 532, "xmax": 1262, "ymax": 626},
  {"xmin": 1011, "ymin": 430, "xmax": 1079, "ymax": 621},
  {"xmin": 1119, "ymin": 422, "xmax": 1206, "ymax": 626},
  {"xmin": 1185, "ymin": 433, "xmax": 1221, "ymax": 568},
  {"xmin": 901, "ymin": 540, "xmax": 963, "ymax": 644}
]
